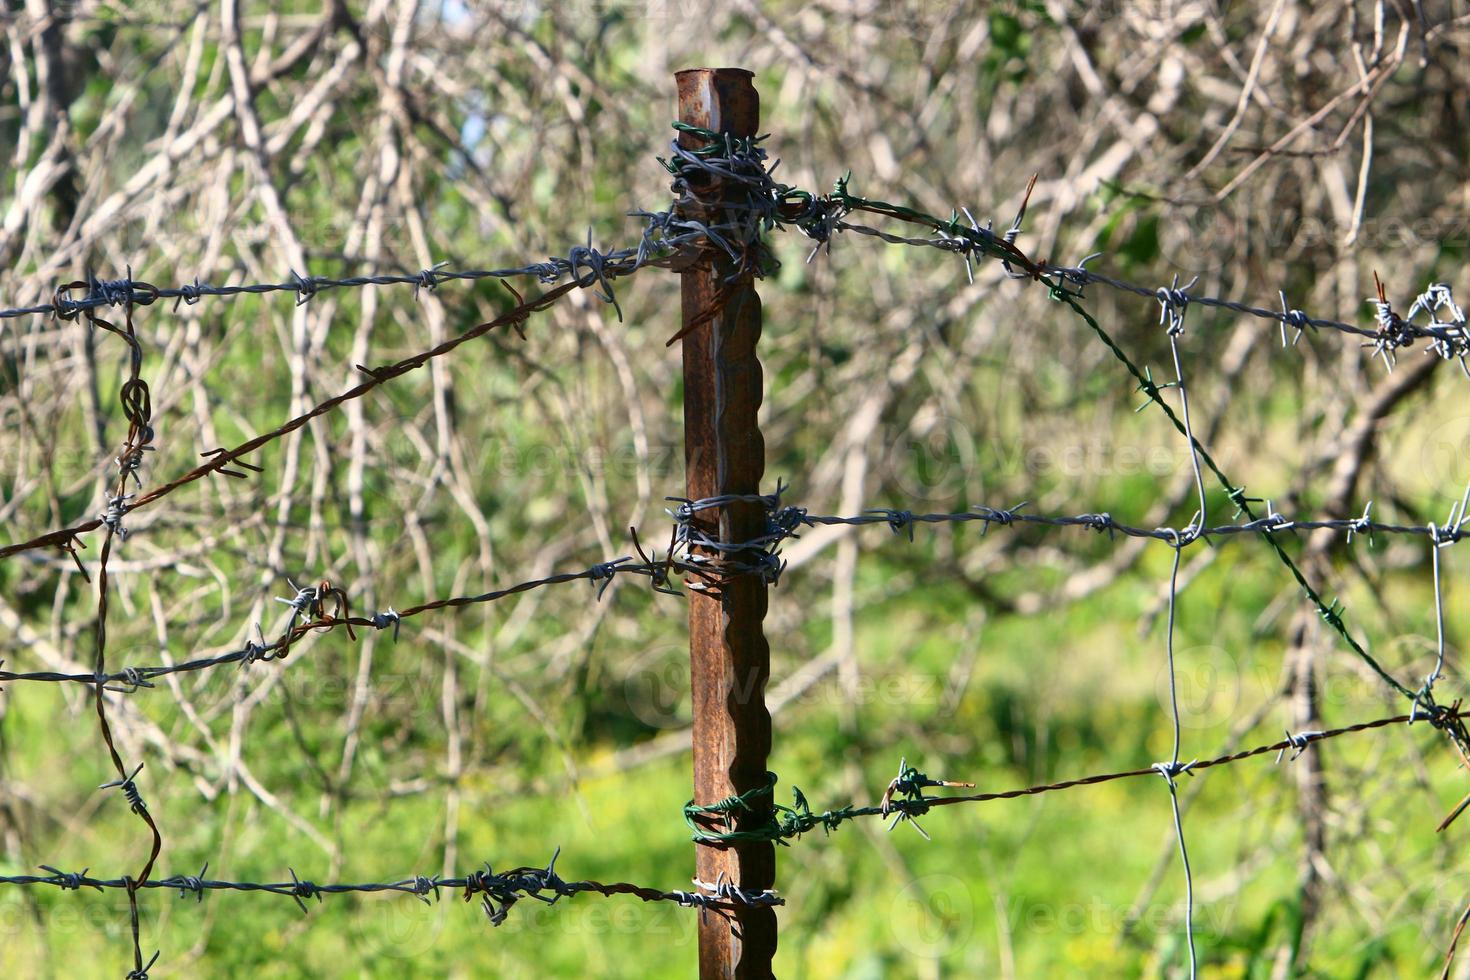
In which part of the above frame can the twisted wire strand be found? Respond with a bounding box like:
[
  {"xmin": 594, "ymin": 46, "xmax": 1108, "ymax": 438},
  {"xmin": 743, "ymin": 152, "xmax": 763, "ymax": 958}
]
[
  {"xmin": 670, "ymin": 484, "xmax": 1470, "ymax": 555},
  {"xmin": 1157, "ymin": 534, "xmax": 1197, "ymax": 979},
  {"xmin": 826, "ymin": 191, "xmax": 1468, "ymax": 364},
  {"xmin": 73, "ymin": 285, "xmax": 166, "ymax": 978},
  {"xmin": 0, "ymin": 262, "xmax": 617, "ymax": 320},
  {"xmin": 682, "ymin": 710, "xmax": 1460, "ymax": 847},
  {"xmin": 0, "ymin": 851, "xmax": 783, "ymax": 922},
  {"xmin": 0, "ymin": 557, "xmax": 687, "ymax": 690},
  {"xmin": 5, "ymin": 492, "xmax": 1461, "ymax": 694},
  {"xmin": 790, "ymin": 503, "xmax": 1468, "ymax": 543}
]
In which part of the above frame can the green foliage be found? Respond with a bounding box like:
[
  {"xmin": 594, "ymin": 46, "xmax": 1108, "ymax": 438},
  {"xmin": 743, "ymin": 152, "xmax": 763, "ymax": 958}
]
[{"xmin": 1, "ymin": 1, "xmax": 1467, "ymax": 976}]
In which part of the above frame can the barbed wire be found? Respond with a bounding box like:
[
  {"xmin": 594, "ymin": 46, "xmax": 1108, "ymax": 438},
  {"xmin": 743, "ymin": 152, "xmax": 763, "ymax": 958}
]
[
  {"xmin": 819, "ymin": 175, "xmax": 1470, "ymax": 372},
  {"xmin": 0, "ymin": 277, "xmax": 585, "ymax": 567},
  {"xmin": 0, "ymin": 556, "xmax": 686, "ymax": 691},
  {"xmin": 0, "ymin": 847, "xmax": 782, "ymax": 925},
  {"xmin": 0, "ymin": 120, "xmax": 840, "ymax": 567},
  {"xmin": 7, "ymin": 484, "xmax": 1463, "ymax": 697},
  {"xmin": 0, "ymin": 118, "xmax": 833, "ymax": 331},
  {"xmin": 0, "ymin": 260, "xmax": 610, "ymax": 321},
  {"xmin": 0, "ymin": 123, "xmax": 808, "ymax": 325},
  {"xmin": 674, "ymin": 485, "xmax": 1470, "ymax": 546},
  {"xmin": 683, "ymin": 710, "xmax": 1466, "ymax": 846},
  {"xmin": 5, "ymin": 152, "xmax": 1463, "ymax": 573},
  {"xmin": 775, "ymin": 167, "xmax": 1467, "ymax": 710},
  {"xmin": 672, "ymin": 480, "xmax": 1470, "ymax": 707},
  {"xmin": 668, "ymin": 162, "xmax": 1470, "ymax": 749},
  {"xmin": 870, "ymin": 190, "xmax": 1436, "ymax": 710}
]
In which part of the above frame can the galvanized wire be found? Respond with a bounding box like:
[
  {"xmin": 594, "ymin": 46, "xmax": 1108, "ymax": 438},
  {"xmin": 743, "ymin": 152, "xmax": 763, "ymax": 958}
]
[
  {"xmin": 823, "ymin": 181, "xmax": 1470, "ymax": 370},
  {"xmin": 1157, "ymin": 534, "xmax": 1197, "ymax": 979},
  {"xmin": 0, "ymin": 555, "xmax": 691, "ymax": 691}
]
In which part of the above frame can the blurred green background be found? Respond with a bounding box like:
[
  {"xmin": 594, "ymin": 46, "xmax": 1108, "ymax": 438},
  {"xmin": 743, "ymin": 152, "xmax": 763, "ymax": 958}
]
[{"xmin": 1, "ymin": 1, "xmax": 1469, "ymax": 976}]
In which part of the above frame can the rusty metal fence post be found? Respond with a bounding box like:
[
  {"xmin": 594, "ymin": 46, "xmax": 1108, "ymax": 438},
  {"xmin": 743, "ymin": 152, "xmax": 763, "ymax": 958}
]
[{"xmin": 675, "ymin": 67, "xmax": 778, "ymax": 978}]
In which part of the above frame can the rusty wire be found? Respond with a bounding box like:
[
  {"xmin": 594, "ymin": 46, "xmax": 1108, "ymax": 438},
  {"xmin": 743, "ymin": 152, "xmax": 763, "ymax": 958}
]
[
  {"xmin": 0, "ymin": 848, "xmax": 782, "ymax": 924},
  {"xmin": 0, "ymin": 555, "xmax": 691, "ymax": 691}
]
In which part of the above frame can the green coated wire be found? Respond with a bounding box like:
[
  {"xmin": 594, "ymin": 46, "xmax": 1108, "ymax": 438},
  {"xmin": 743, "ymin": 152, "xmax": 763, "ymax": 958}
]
[
  {"xmin": 683, "ymin": 765, "xmax": 949, "ymax": 846},
  {"xmin": 684, "ymin": 773, "xmax": 867, "ymax": 846}
]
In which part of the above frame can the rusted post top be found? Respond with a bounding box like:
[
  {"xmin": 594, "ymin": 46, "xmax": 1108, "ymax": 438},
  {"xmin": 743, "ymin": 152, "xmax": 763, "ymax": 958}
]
[
  {"xmin": 675, "ymin": 69, "xmax": 758, "ymax": 139},
  {"xmin": 676, "ymin": 67, "xmax": 777, "ymax": 980}
]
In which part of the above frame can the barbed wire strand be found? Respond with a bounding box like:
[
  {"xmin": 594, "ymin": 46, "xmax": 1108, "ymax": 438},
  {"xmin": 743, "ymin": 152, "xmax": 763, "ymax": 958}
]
[
  {"xmin": 1, "ymin": 259, "xmax": 632, "ymax": 321},
  {"xmin": 824, "ymin": 178, "xmax": 1468, "ymax": 366},
  {"xmin": 795, "ymin": 502, "xmax": 1467, "ymax": 543},
  {"xmin": 0, "ymin": 848, "xmax": 783, "ymax": 924},
  {"xmin": 5, "ymin": 489, "xmax": 1464, "ymax": 695},
  {"xmin": 682, "ymin": 709, "xmax": 1465, "ymax": 848},
  {"xmin": 0, "ymin": 556, "xmax": 688, "ymax": 691}
]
